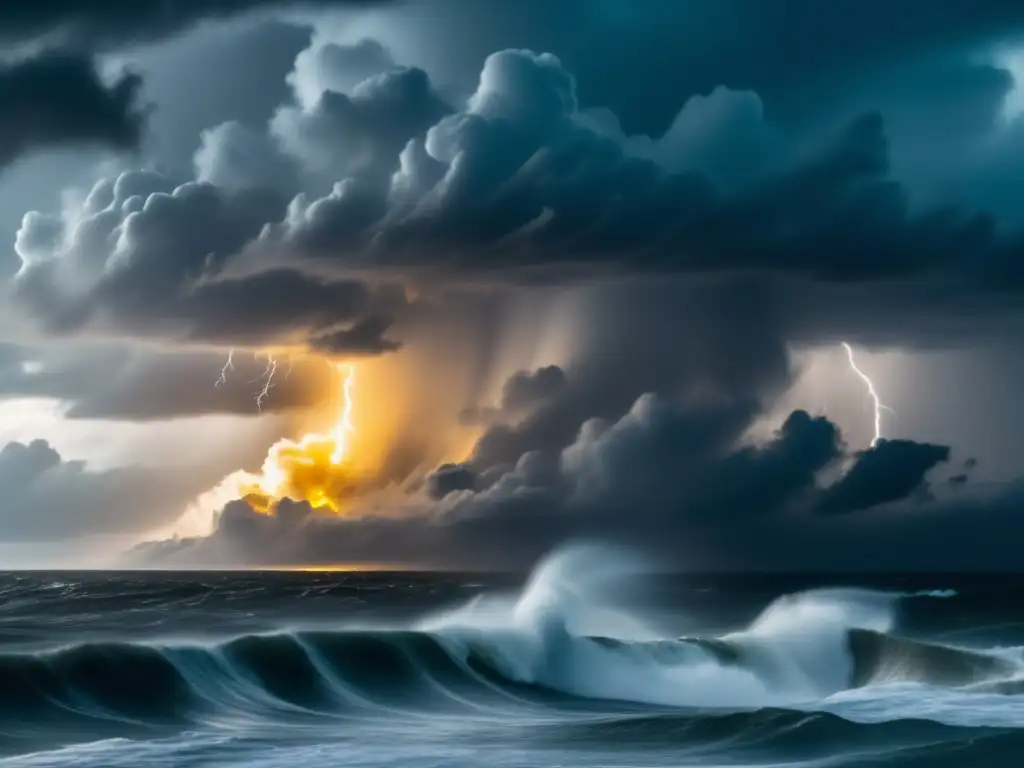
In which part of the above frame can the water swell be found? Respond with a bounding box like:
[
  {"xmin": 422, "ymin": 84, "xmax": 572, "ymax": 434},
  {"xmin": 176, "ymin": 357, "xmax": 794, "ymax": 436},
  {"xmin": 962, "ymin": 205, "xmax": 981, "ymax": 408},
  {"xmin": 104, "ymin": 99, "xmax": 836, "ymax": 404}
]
[
  {"xmin": 1, "ymin": 614, "xmax": 1019, "ymax": 730},
  {"xmin": 3, "ymin": 545, "xmax": 1021, "ymax": 755}
]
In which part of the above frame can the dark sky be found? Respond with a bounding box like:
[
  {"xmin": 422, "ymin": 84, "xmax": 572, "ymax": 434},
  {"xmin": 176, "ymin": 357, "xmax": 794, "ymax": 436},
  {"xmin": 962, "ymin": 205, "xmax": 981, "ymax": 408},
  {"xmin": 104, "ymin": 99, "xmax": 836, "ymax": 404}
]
[{"xmin": 1, "ymin": 0, "xmax": 1024, "ymax": 570}]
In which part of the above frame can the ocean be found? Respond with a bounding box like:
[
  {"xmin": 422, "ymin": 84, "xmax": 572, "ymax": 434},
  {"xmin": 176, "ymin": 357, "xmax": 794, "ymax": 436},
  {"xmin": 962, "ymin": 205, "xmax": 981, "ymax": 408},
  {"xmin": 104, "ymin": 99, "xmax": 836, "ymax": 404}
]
[{"xmin": 1, "ymin": 545, "xmax": 1023, "ymax": 767}]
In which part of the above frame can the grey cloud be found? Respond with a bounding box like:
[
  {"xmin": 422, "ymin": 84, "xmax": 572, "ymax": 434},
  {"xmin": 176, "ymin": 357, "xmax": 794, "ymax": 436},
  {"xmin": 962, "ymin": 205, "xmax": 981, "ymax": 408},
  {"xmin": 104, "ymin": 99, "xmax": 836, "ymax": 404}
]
[
  {"xmin": 468, "ymin": 279, "xmax": 792, "ymax": 474},
  {"xmin": 0, "ymin": 1, "xmax": 393, "ymax": 50},
  {"xmin": 347, "ymin": 0, "xmax": 1024, "ymax": 134},
  {"xmin": 816, "ymin": 439, "xmax": 952, "ymax": 514},
  {"xmin": 426, "ymin": 462, "xmax": 476, "ymax": 500},
  {"xmin": 271, "ymin": 65, "xmax": 450, "ymax": 187},
  {"xmin": 0, "ymin": 438, "xmax": 194, "ymax": 541},
  {"xmin": 500, "ymin": 365, "xmax": 565, "ymax": 411},
  {"xmin": 14, "ymin": 46, "xmax": 1024, "ymax": 361},
  {"xmin": 135, "ymin": 399, "xmax": 958, "ymax": 570},
  {"xmin": 12, "ymin": 170, "xmax": 403, "ymax": 354},
  {"xmin": 309, "ymin": 315, "xmax": 402, "ymax": 357},
  {"xmin": 194, "ymin": 121, "xmax": 299, "ymax": 193},
  {"xmin": 288, "ymin": 38, "xmax": 396, "ymax": 107},
  {"xmin": 0, "ymin": 51, "xmax": 144, "ymax": 172},
  {"xmin": 458, "ymin": 365, "xmax": 565, "ymax": 426},
  {"xmin": 0, "ymin": 343, "xmax": 330, "ymax": 420},
  {"xmin": 138, "ymin": 19, "xmax": 314, "ymax": 171},
  {"xmin": 261, "ymin": 50, "xmax": 1024, "ymax": 302}
]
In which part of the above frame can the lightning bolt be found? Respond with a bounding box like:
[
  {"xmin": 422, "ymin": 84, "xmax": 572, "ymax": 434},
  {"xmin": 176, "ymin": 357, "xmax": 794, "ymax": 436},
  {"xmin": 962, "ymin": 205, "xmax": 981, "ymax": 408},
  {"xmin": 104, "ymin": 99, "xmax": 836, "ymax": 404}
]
[
  {"xmin": 330, "ymin": 364, "xmax": 356, "ymax": 465},
  {"xmin": 215, "ymin": 349, "xmax": 235, "ymax": 387},
  {"xmin": 841, "ymin": 341, "xmax": 895, "ymax": 448},
  {"xmin": 254, "ymin": 353, "xmax": 279, "ymax": 412}
]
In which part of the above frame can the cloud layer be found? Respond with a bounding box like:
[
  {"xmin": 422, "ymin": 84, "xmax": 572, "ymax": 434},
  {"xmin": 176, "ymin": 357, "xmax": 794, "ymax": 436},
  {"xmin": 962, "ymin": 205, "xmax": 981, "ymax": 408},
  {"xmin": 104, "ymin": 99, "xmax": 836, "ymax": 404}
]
[{"xmin": 5, "ymin": 3, "xmax": 1024, "ymax": 569}]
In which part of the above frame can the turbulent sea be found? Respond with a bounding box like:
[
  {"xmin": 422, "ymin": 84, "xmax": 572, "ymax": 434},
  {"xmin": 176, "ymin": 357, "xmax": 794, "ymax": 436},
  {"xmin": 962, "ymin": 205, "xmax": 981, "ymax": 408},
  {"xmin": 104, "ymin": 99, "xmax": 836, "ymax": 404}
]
[{"xmin": 2, "ymin": 546, "xmax": 1024, "ymax": 767}]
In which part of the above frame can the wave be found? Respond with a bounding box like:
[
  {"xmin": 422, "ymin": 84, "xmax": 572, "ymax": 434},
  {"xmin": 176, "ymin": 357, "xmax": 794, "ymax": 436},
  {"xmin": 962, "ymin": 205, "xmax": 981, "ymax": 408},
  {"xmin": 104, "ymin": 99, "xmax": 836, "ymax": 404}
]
[{"xmin": 1, "ymin": 546, "xmax": 1019, "ymax": 738}]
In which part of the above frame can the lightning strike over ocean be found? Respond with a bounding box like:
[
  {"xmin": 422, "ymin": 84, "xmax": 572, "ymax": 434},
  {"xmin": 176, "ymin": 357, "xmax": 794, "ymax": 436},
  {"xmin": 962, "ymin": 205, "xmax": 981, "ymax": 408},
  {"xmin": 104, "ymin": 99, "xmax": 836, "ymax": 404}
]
[
  {"xmin": 215, "ymin": 349, "xmax": 235, "ymax": 387},
  {"xmin": 254, "ymin": 354, "xmax": 279, "ymax": 411},
  {"xmin": 330, "ymin": 365, "xmax": 357, "ymax": 465},
  {"xmin": 841, "ymin": 341, "xmax": 894, "ymax": 447},
  {"xmin": 215, "ymin": 362, "xmax": 364, "ymax": 514}
]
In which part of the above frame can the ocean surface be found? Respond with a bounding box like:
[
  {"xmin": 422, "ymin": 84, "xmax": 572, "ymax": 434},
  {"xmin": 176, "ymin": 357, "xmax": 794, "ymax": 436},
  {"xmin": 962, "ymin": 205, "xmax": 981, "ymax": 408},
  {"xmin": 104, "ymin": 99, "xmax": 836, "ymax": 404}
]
[{"xmin": 2, "ymin": 545, "xmax": 1024, "ymax": 767}]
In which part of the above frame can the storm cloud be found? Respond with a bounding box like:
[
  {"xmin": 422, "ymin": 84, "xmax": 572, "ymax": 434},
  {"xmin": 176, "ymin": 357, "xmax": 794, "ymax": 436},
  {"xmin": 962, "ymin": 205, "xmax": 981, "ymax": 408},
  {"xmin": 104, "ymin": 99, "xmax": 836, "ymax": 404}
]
[
  {"xmin": 0, "ymin": 1, "xmax": 393, "ymax": 50},
  {"xmin": 13, "ymin": 46, "xmax": 1024, "ymax": 363},
  {"xmin": 0, "ymin": 52, "xmax": 144, "ymax": 172},
  {"xmin": 0, "ymin": 438, "xmax": 198, "ymax": 540},
  {"xmin": 136, "ymin": 400, "xmax": 969, "ymax": 570},
  {"xmin": 6, "ymin": 0, "xmax": 1024, "ymax": 571}
]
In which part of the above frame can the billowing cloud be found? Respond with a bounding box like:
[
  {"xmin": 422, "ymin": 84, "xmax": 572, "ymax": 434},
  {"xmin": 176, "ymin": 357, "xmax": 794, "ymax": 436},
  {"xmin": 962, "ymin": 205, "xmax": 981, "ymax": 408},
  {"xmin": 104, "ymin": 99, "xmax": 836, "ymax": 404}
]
[
  {"xmin": 11, "ymin": 169, "xmax": 403, "ymax": 353},
  {"xmin": 338, "ymin": 0, "xmax": 1024, "ymax": 134},
  {"xmin": 11, "ymin": 45, "xmax": 1024, "ymax": 362},
  {"xmin": 288, "ymin": 38, "xmax": 396, "ymax": 108},
  {"xmin": 816, "ymin": 439, "xmax": 951, "ymax": 514},
  {"xmin": 8, "ymin": 3, "xmax": 1024, "ymax": 573},
  {"xmin": 0, "ymin": 438, "xmax": 198, "ymax": 540},
  {"xmin": 272, "ymin": 65, "xmax": 450, "ymax": 186},
  {"xmin": 133, "ymin": 397, "xmax": 965, "ymax": 569}
]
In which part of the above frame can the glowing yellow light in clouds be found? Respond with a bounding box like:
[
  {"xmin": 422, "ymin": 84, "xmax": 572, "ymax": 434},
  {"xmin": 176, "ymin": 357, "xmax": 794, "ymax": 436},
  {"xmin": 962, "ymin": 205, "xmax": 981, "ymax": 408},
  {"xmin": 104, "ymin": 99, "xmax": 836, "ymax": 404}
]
[
  {"xmin": 238, "ymin": 364, "xmax": 364, "ymax": 514},
  {"xmin": 330, "ymin": 365, "xmax": 356, "ymax": 465}
]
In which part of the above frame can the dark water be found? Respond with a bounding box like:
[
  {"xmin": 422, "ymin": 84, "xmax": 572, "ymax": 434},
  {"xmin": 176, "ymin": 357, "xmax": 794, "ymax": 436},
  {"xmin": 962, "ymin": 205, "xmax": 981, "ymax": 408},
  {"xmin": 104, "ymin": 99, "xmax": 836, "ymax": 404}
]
[{"xmin": 2, "ymin": 549, "xmax": 1023, "ymax": 767}]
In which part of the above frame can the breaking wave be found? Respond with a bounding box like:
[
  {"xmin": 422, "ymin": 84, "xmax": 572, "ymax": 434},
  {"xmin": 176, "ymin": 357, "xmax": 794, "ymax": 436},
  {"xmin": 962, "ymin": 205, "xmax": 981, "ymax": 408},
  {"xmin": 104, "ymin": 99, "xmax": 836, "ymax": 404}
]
[{"xmin": 1, "ymin": 545, "xmax": 1021, "ymax": 741}]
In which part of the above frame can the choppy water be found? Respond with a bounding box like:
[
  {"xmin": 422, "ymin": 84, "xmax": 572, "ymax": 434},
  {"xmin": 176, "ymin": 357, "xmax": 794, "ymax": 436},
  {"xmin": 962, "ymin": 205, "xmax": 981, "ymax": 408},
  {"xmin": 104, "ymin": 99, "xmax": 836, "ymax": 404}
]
[{"xmin": 2, "ymin": 544, "xmax": 1024, "ymax": 767}]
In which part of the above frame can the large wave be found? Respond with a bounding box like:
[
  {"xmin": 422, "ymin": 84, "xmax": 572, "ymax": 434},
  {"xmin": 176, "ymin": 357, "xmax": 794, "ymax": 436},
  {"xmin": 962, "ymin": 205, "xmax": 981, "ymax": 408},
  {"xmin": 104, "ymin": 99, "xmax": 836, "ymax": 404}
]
[{"xmin": 1, "ymin": 545, "xmax": 1021, "ymax": 738}]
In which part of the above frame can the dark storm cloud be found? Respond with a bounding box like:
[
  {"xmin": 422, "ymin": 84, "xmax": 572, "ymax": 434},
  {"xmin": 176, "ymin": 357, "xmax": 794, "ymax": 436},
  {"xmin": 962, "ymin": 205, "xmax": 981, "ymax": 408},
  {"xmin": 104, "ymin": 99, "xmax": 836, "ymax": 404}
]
[
  {"xmin": 9, "ymin": 0, "xmax": 1024, "ymax": 570},
  {"xmin": 426, "ymin": 463, "xmax": 476, "ymax": 500},
  {"xmin": 13, "ymin": 45, "xmax": 1024, "ymax": 359},
  {"xmin": 354, "ymin": 0, "xmax": 1024, "ymax": 134},
  {"xmin": 816, "ymin": 439, "xmax": 952, "ymax": 514},
  {"xmin": 141, "ymin": 19, "xmax": 314, "ymax": 170},
  {"xmin": 309, "ymin": 315, "xmax": 402, "ymax": 356},
  {"xmin": 259, "ymin": 51, "xmax": 1023, "ymax": 299},
  {"xmin": 0, "ymin": 1, "xmax": 393, "ymax": 50},
  {"xmin": 500, "ymin": 366, "xmax": 565, "ymax": 411},
  {"xmin": 0, "ymin": 438, "xmax": 195, "ymax": 540},
  {"xmin": 0, "ymin": 52, "xmax": 144, "ymax": 171},
  {"xmin": 0, "ymin": 343, "xmax": 329, "ymax": 420},
  {"xmin": 272, "ymin": 65, "xmax": 450, "ymax": 185},
  {"xmin": 458, "ymin": 365, "xmax": 566, "ymax": 426},
  {"xmin": 135, "ymin": 401, "xmax": 961, "ymax": 570},
  {"xmin": 12, "ymin": 170, "xmax": 404, "ymax": 354},
  {"xmin": 467, "ymin": 279, "xmax": 792, "ymax": 474}
]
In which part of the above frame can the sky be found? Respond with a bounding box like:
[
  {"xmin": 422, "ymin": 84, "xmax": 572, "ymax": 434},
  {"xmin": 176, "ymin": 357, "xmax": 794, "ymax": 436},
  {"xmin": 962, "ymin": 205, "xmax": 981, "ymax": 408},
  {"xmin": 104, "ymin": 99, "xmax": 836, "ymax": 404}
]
[{"xmin": 1, "ymin": 0, "xmax": 1024, "ymax": 570}]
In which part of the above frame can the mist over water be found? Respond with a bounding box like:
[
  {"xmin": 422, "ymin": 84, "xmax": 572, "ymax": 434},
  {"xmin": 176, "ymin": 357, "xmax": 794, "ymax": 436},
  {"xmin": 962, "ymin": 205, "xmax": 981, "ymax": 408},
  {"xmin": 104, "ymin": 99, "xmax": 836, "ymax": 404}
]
[{"xmin": 2, "ymin": 543, "xmax": 1024, "ymax": 767}]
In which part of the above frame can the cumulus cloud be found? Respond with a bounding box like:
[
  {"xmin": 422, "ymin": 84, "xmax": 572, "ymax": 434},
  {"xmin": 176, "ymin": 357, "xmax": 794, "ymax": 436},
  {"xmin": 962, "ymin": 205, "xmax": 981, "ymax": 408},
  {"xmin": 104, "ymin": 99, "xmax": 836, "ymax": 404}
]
[
  {"xmin": 340, "ymin": 0, "xmax": 1024, "ymax": 135},
  {"xmin": 288, "ymin": 38, "xmax": 396, "ymax": 109},
  {"xmin": 12, "ymin": 45, "xmax": 1024, "ymax": 361},
  {"xmin": 0, "ymin": 438, "xmax": 199, "ymax": 540},
  {"xmin": 271, "ymin": 65, "xmax": 451, "ymax": 189},
  {"xmin": 254, "ymin": 49, "xmax": 1024, "ymax": 303},
  {"xmin": 10, "ymin": 9, "xmax": 1024, "ymax": 572},
  {"xmin": 11, "ymin": 169, "xmax": 403, "ymax": 354},
  {"xmin": 134, "ymin": 397, "xmax": 963, "ymax": 569},
  {"xmin": 500, "ymin": 365, "xmax": 565, "ymax": 410}
]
